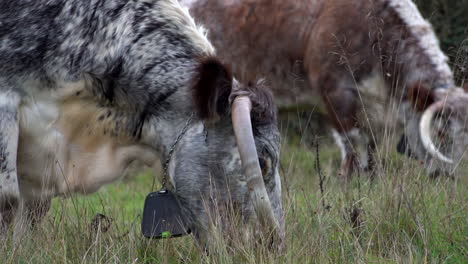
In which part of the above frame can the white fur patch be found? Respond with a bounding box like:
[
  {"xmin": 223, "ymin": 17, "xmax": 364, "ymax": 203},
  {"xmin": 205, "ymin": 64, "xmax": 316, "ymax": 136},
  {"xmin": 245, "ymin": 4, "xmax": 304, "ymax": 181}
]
[
  {"xmin": 356, "ymin": 71, "xmax": 388, "ymax": 127},
  {"xmin": 227, "ymin": 146, "xmax": 241, "ymax": 171},
  {"xmin": 332, "ymin": 129, "xmax": 347, "ymax": 162},
  {"xmin": 0, "ymin": 91, "xmax": 20, "ymax": 106},
  {"xmin": 347, "ymin": 128, "xmax": 370, "ymax": 169},
  {"xmin": 332, "ymin": 128, "xmax": 371, "ymax": 169},
  {"xmin": 159, "ymin": 0, "xmax": 215, "ymax": 55},
  {"xmin": 178, "ymin": 0, "xmax": 197, "ymax": 8},
  {"xmin": 388, "ymin": 0, "xmax": 453, "ymax": 84}
]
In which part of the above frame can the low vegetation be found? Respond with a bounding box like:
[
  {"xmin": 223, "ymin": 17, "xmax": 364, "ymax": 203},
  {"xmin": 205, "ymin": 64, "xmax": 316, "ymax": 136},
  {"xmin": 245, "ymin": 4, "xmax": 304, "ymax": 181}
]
[
  {"xmin": 1, "ymin": 115, "xmax": 466, "ymax": 263},
  {"xmin": 1, "ymin": 2, "xmax": 466, "ymax": 262}
]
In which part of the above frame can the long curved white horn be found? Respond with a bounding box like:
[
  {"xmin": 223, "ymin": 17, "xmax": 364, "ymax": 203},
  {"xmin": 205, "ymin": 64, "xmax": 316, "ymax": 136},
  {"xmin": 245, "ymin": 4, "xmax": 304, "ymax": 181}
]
[
  {"xmin": 419, "ymin": 101, "xmax": 454, "ymax": 164},
  {"xmin": 231, "ymin": 96, "xmax": 280, "ymax": 235}
]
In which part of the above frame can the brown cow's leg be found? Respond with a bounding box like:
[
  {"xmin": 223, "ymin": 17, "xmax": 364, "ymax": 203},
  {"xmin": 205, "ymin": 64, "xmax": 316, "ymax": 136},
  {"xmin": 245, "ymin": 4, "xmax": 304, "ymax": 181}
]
[
  {"xmin": 331, "ymin": 128, "xmax": 372, "ymax": 181},
  {"xmin": 320, "ymin": 79, "xmax": 372, "ymax": 181},
  {"xmin": 330, "ymin": 129, "xmax": 356, "ymax": 181}
]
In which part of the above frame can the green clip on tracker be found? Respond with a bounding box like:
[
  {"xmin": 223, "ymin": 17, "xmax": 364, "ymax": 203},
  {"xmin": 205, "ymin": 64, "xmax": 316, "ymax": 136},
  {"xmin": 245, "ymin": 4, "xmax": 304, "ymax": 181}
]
[{"xmin": 141, "ymin": 189, "xmax": 191, "ymax": 239}]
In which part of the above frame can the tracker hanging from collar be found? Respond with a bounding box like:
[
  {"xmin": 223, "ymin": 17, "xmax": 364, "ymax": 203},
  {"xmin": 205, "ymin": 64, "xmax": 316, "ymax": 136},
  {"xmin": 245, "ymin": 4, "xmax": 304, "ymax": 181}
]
[
  {"xmin": 141, "ymin": 114, "xmax": 194, "ymax": 239},
  {"xmin": 141, "ymin": 189, "xmax": 190, "ymax": 239}
]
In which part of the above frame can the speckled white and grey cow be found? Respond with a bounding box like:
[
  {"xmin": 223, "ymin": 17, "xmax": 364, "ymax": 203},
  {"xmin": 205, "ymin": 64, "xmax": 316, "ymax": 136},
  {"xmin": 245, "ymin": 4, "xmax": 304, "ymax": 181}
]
[{"xmin": 0, "ymin": 0, "xmax": 283, "ymax": 246}]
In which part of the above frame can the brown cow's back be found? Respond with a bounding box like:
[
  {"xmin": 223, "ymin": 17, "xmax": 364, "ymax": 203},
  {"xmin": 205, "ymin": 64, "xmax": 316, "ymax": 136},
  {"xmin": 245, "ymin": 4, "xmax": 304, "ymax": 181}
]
[
  {"xmin": 185, "ymin": 0, "xmax": 464, "ymax": 181},
  {"xmin": 187, "ymin": 0, "xmax": 324, "ymax": 108},
  {"xmin": 187, "ymin": 0, "xmax": 395, "ymax": 108}
]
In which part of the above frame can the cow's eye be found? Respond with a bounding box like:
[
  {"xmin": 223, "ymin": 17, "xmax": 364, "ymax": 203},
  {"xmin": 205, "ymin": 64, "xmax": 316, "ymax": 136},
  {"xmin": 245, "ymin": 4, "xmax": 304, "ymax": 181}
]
[{"xmin": 259, "ymin": 157, "xmax": 269, "ymax": 176}]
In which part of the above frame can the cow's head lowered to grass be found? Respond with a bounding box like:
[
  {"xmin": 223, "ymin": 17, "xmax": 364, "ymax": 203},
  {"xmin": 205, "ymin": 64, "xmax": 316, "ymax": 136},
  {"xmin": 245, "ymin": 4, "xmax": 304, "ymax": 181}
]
[
  {"xmin": 398, "ymin": 81, "xmax": 468, "ymax": 177},
  {"xmin": 415, "ymin": 87, "xmax": 468, "ymax": 177},
  {"xmin": 146, "ymin": 57, "xmax": 284, "ymax": 245},
  {"xmin": 0, "ymin": 0, "xmax": 283, "ymax": 247}
]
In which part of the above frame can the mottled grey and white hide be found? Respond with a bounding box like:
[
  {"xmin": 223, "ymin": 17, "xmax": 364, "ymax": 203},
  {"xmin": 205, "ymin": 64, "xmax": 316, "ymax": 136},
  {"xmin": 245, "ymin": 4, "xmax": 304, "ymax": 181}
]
[{"xmin": 0, "ymin": 0, "xmax": 283, "ymax": 245}]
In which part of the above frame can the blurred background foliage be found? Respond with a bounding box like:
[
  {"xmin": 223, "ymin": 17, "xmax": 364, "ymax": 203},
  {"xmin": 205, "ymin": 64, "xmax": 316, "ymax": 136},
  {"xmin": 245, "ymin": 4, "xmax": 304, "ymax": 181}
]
[{"xmin": 415, "ymin": 0, "xmax": 468, "ymax": 83}]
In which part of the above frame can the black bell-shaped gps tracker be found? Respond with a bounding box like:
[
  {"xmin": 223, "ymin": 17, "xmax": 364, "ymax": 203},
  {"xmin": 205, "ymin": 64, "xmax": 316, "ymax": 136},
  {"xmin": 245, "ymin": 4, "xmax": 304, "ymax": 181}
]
[{"xmin": 141, "ymin": 189, "xmax": 191, "ymax": 239}]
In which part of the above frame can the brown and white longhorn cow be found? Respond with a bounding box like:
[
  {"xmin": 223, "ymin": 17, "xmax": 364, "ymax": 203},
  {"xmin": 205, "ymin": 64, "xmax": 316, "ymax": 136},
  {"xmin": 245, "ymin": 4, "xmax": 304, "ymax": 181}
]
[{"xmin": 182, "ymin": 0, "xmax": 468, "ymax": 180}]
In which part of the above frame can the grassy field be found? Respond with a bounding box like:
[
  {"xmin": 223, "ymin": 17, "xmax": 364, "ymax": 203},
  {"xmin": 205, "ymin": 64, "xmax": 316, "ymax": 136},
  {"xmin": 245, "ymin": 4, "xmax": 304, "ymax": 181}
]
[
  {"xmin": 1, "ymin": 2, "xmax": 467, "ymax": 262},
  {"xmin": 1, "ymin": 114, "xmax": 466, "ymax": 263}
]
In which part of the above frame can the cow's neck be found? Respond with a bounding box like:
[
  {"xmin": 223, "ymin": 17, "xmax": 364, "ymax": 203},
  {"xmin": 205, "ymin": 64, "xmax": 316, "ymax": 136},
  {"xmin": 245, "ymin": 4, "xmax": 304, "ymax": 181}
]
[
  {"xmin": 141, "ymin": 109, "xmax": 196, "ymax": 160},
  {"xmin": 383, "ymin": 0, "xmax": 454, "ymax": 89}
]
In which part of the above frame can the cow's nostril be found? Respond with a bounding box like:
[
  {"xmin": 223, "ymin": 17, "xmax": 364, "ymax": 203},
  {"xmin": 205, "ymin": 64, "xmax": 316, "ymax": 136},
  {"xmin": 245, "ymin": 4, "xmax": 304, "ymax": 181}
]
[{"xmin": 396, "ymin": 134, "xmax": 415, "ymax": 159}]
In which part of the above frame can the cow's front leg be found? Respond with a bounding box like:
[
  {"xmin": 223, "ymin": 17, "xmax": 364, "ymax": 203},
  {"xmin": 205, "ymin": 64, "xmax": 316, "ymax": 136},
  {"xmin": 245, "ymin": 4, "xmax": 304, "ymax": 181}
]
[
  {"xmin": 319, "ymin": 77, "xmax": 375, "ymax": 182},
  {"xmin": 331, "ymin": 128, "xmax": 374, "ymax": 180},
  {"xmin": 0, "ymin": 91, "xmax": 21, "ymax": 235}
]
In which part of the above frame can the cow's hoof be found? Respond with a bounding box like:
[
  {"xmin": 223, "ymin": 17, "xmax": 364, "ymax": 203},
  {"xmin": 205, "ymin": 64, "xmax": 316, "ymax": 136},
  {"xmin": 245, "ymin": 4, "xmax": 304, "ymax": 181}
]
[{"xmin": 429, "ymin": 169, "xmax": 454, "ymax": 180}]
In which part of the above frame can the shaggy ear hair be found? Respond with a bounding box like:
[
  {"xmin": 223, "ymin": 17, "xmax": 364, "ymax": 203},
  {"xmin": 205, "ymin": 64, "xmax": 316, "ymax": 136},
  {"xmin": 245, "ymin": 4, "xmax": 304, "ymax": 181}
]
[
  {"xmin": 407, "ymin": 84, "xmax": 435, "ymax": 112},
  {"xmin": 230, "ymin": 79, "xmax": 277, "ymax": 126},
  {"xmin": 192, "ymin": 57, "xmax": 233, "ymax": 121}
]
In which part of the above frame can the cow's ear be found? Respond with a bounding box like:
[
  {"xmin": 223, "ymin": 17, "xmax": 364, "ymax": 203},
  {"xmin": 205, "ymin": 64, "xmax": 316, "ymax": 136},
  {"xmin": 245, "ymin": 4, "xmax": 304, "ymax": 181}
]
[
  {"xmin": 192, "ymin": 57, "xmax": 232, "ymax": 121},
  {"xmin": 407, "ymin": 84, "xmax": 435, "ymax": 112}
]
